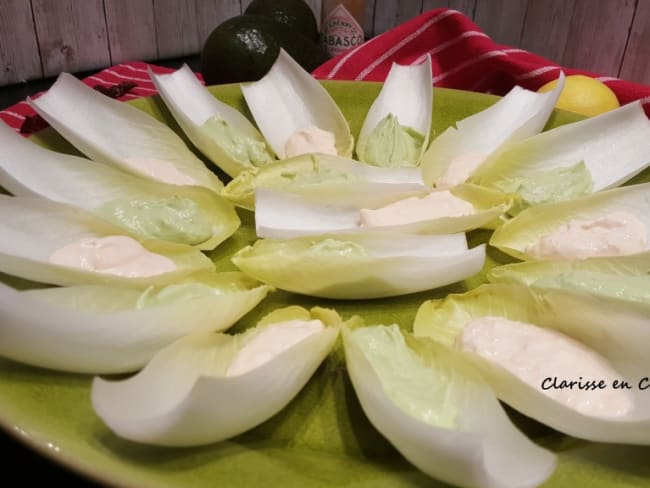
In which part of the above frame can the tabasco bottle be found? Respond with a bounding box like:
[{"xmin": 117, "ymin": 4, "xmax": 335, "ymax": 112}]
[{"xmin": 321, "ymin": 0, "xmax": 367, "ymax": 57}]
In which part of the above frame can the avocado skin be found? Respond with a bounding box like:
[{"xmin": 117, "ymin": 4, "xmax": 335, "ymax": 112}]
[
  {"xmin": 244, "ymin": 0, "xmax": 319, "ymax": 42},
  {"xmin": 200, "ymin": 15, "xmax": 329, "ymax": 85}
]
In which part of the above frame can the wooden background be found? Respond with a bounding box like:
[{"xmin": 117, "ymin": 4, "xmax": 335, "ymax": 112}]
[{"xmin": 1, "ymin": 0, "xmax": 649, "ymax": 87}]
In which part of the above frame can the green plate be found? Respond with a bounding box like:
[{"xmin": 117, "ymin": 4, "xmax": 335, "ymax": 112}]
[{"xmin": 2, "ymin": 81, "xmax": 650, "ymax": 487}]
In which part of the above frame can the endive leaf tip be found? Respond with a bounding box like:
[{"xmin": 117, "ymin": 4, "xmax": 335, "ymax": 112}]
[
  {"xmin": 344, "ymin": 323, "xmax": 555, "ymax": 488},
  {"xmin": 241, "ymin": 48, "xmax": 352, "ymax": 160},
  {"xmin": 357, "ymin": 55, "xmax": 432, "ymax": 167}
]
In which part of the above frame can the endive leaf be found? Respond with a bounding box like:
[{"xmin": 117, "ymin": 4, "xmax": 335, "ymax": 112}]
[
  {"xmin": 149, "ymin": 65, "xmax": 274, "ymax": 177},
  {"xmin": 241, "ymin": 49, "xmax": 353, "ymax": 159},
  {"xmin": 472, "ymin": 101, "xmax": 650, "ymax": 208},
  {"xmin": 488, "ymin": 255, "xmax": 650, "ymax": 305},
  {"xmin": 356, "ymin": 56, "xmax": 433, "ymax": 167},
  {"xmin": 414, "ymin": 284, "xmax": 650, "ymax": 444},
  {"xmin": 0, "ymin": 272, "xmax": 272, "ymax": 373},
  {"xmin": 223, "ymin": 153, "xmax": 425, "ymax": 210},
  {"xmin": 490, "ymin": 183, "xmax": 650, "ymax": 261},
  {"xmin": 232, "ymin": 232, "xmax": 485, "ymax": 299},
  {"xmin": 343, "ymin": 324, "xmax": 556, "ymax": 488},
  {"xmin": 0, "ymin": 195, "xmax": 213, "ymax": 286},
  {"xmin": 91, "ymin": 306, "xmax": 341, "ymax": 446},
  {"xmin": 28, "ymin": 73, "xmax": 223, "ymax": 192},
  {"xmin": 421, "ymin": 72, "xmax": 565, "ymax": 187},
  {"xmin": 255, "ymin": 184, "xmax": 511, "ymax": 238},
  {"xmin": 0, "ymin": 122, "xmax": 239, "ymax": 250}
]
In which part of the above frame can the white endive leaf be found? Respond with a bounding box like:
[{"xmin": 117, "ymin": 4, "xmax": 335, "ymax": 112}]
[
  {"xmin": 255, "ymin": 184, "xmax": 511, "ymax": 238},
  {"xmin": 356, "ymin": 56, "xmax": 433, "ymax": 167},
  {"xmin": 0, "ymin": 272, "xmax": 272, "ymax": 374},
  {"xmin": 421, "ymin": 72, "xmax": 565, "ymax": 187},
  {"xmin": 232, "ymin": 232, "xmax": 485, "ymax": 299},
  {"xmin": 414, "ymin": 284, "xmax": 650, "ymax": 444},
  {"xmin": 28, "ymin": 73, "xmax": 223, "ymax": 192},
  {"xmin": 343, "ymin": 324, "xmax": 555, "ymax": 488},
  {"xmin": 473, "ymin": 101, "xmax": 650, "ymax": 199},
  {"xmin": 490, "ymin": 183, "xmax": 650, "ymax": 261},
  {"xmin": 0, "ymin": 122, "xmax": 239, "ymax": 250},
  {"xmin": 92, "ymin": 306, "xmax": 341, "ymax": 446},
  {"xmin": 149, "ymin": 65, "xmax": 273, "ymax": 177},
  {"xmin": 223, "ymin": 153, "xmax": 425, "ymax": 210},
  {"xmin": 489, "ymin": 254, "xmax": 650, "ymax": 305},
  {"xmin": 241, "ymin": 49, "xmax": 353, "ymax": 159},
  {"xmin": 0, "ymin": 195, "xmax": 213, "ymax": 286}
]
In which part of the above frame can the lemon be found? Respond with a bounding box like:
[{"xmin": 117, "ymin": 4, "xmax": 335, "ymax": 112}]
[{"xmin": 538, "ymin": 75, "xmax": 620, "ymax": 117}]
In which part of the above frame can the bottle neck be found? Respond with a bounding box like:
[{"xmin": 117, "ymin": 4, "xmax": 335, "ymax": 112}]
[{"xmin": 320, "ymin": 0, "xmax": 367, "ymax": 57}]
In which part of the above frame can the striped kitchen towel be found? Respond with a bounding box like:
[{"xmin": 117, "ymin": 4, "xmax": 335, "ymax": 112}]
[
  {"xmin": 0, "ymin": 63, "xmax": 190, "ymax": 134},
  {"xmin": 312, "ymin": 8, "xmax": 650, "ymax": 115}
]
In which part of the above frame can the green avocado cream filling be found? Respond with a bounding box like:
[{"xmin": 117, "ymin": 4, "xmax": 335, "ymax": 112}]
[
  {"xmin": 534, "ymin": 271, "xmax": 650, "ymax": 304},
  {"xmin": 357, "ymin": 113, "xmax": 425, "ymax": 168},
  {"xmin": 350, "ymin": 325, "xmax": 458, "ymax": 428},
  {"xmin": 493, "ymin": 161, "xmax": 594, "ymax": 213},
  {"xmin": 306, "ymin": 239, "xmax": 367, "ymax": 257},
  {"xmin": 202, "ymin": 115, "xmax": 272, "ymax": 168},
  {"xmin": 223, "ymin": 157, "xmax": 360, "ymax": 206},
  {"xmin": 98, "ymin": 196, "xmax": 213, "ymax": 245},
  {"xmin": 136, "ymin": 283, "xmax": 225, "ymax": 308}
]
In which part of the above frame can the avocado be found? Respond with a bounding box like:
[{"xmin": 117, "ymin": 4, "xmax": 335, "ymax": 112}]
[
  {"xmin": 201, "ymin": 15, "xmax": 329, "ymax": 85},
  {"xmin": 244, "ymin": 0, "xmax": 319, "ymax": 42}
]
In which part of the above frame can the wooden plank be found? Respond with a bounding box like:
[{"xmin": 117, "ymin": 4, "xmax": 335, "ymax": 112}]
[
  {"xmin": 241, "ymin": 0, "xmax": 321, "ymax": 28},
  {"xmin": 422, "ymin": 0, "xmax": 476, "ymax": 20},
  {"xmin": 153, "ymin": 0, "xmax": 200, "ymax": 58},
  {"xmin": 373, "ymin": 0, "xmax": 423, "ymax": 34},
  {"xmin": 243, "ymin": 0, "xmax": 321, "ymax": 16},
  {"xmin": 422, "ymin": 1, "xmax": 450, "ymax": 13},
  {"xmin": 0, "ymin": 0, "xmax": 42, "ymax": 85},
  {"xmin": 519, "ymin": 0, "xmax": 574, "ymax": 65},
  {"xmin": 619, "ymin": 0, "xmax": 650, "ymax": 84},
  {"xmin": 448, "ymin": 0, "xmax": 476, "ymax": 20},
  {"xmin": 562, "ymin": 0, "xmax": 635, "ymax": 77},
  {"xmin": 32, "ymin": 0, "xmax": 110, "ymax": 77},
  {"xmin": 104, "ymin": 0, "xmax": 158, "ymax": 63},
  {"xmin": 473, "ymin": 0, "xmax": 528, "ymax": 46},
  {"xmin": 363, "ymin": 0, "xmax": 377, "ymax": 37},
  {"xmin": 304, "ymin": 0, "xmax": 322, "ymax": 26},
  {"xmin": 196, "ymin": 0, "xmax": 242, "ymax": 47}
]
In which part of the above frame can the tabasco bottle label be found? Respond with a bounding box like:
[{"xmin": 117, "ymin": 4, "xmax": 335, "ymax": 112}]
[{"xmin": 321, "ymin": 4, "xmax": 364, "ymax": 56}]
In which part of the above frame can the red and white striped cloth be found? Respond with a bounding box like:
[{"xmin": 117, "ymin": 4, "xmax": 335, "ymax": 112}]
[
  {"xmin": 312, "ymin": 8, "xmax": 650, "ymax": 114},
  {"xmin": 0, "ymin": 62, "xmax": 189, "ymax": 134},
  {"xmin": 2, "ymin": 7, "xmax": 650, "ymax": 134}
]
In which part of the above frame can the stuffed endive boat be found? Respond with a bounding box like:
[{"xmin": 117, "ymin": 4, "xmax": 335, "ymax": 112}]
[
  {"xmin": 343, "ymin": 323, "xmax": 556, "ymax": 488},
  {"xmin": 241, "ymin": 49, "xmax": 353, "ymax": 159},
  {"xmin": 472, "ymin": 101, "xmax": 650, "ymax": 210},
  {"xmin": 28, "ymin": 73, "xmax": 224, "ymax": 192},
  {"xmin": 0, "ymin": 272, "xmax": 272, "ymax": 374},
  {"xmin": 254, "ymin": 184, "xmax": 511, "ymax": 238},
  {"xmin": 223, "ymin": 152, "xmax": 425, "ymax": 211},
  {"xmin": 490, "ymin": 183, "xmax": 650, "ymax": 261},
  {"xmin": 232, "ymin": 232, "xmax": 484, "ymax": 299},
  {"xmin": 414, "ymin": 284, "xmax": 650, "ymax": 444},
  {"xmin": 0, "ymin": 195, "xmax": 213, "ymax": 287},
  {"xmin": 0, "ymin": 122, "xmax": 239, "ymax": 249},
  {"xmin": 149, "ymin": 64, "xmax": 274, "ymax": 177},
  {"xmin": 421, "ymin": 72, "xmax": 566, "ymax": 188},
  {"xmin": 92, "ymin": 306, "xmax": 343, "ymax": 446},
  {"xmin": 356, "ymin": 56, "xmax": 433, "ymax": 167}
]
